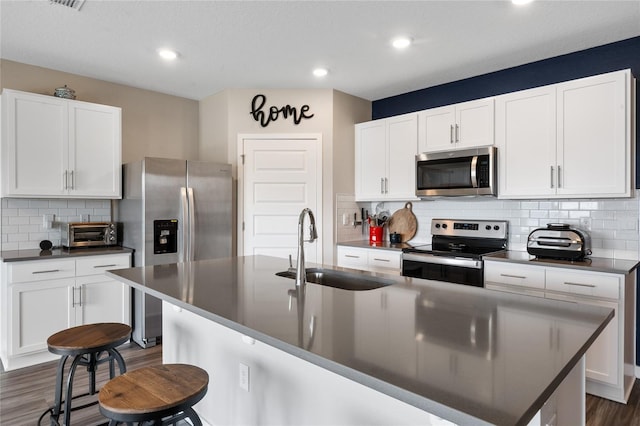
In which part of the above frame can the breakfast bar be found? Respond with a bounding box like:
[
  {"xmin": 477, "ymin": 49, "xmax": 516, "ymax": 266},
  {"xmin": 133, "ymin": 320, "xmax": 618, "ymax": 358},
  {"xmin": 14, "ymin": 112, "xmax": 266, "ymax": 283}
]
[{"xmin": 107, "ymin": 255, "xmax": 614, "ymax": 426}]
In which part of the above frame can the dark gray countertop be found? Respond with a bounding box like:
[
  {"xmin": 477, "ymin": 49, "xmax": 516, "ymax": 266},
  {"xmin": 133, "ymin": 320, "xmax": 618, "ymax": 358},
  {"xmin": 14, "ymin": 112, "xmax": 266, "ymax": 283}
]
[
  {"xmin": 1, "ymin": 246, "xmax": 134, "ymax": 262},
  {"xmin": 484, "ymin": 250, "xmax": 640, "ymax": 275},
  {"xmin": 107, "ymin": 255, "xmax": 613, "ymax": 426},
  {"xmin": 338, "ymin": 240, "xmax": 426, "ymax": 251}
]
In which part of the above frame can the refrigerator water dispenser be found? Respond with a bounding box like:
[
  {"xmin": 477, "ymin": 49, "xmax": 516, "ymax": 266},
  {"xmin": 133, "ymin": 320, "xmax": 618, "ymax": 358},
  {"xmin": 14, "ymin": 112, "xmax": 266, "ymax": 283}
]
[{"xmin": 154, "ymin": 219, "xmax": 178, "ymax": 254}]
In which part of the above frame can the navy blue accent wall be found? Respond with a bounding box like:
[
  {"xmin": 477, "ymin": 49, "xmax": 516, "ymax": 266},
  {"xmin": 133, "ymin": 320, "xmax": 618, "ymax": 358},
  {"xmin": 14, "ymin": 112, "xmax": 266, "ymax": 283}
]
[
  {"xmin": 373, "ymin": 36, "xmax": 640, "ymax": 186},
  {"xmin": 373, "ymin": 36, "xmax": 640, "ymax": 367}
]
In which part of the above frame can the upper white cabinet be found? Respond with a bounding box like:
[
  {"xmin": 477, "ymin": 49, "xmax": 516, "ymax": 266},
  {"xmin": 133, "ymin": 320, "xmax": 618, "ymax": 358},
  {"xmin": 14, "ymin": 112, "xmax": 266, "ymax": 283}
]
[
  {"xmin": 355, "ymin": 112, "xmax": 418, "ymax": 201},
  {"xmin": 418, "ymin": 97, "xmax": 494, "ymax": 153},
  {"xmin": 1, "ymin": 89, "xmax": 122, "ymax": 198},
  {"xmin": 496, "ymin": 69, "xmax": 633, "ymax": 199}
]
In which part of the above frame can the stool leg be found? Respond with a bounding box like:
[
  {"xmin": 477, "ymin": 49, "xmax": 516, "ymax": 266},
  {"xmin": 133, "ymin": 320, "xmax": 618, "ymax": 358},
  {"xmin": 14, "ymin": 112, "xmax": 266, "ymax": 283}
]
[
  {"xmin": 108, "ymin": 348, "xmax": 127, "ymax": 375},
  {"xmin": 64, "ymin": 354, "xmax": 84, "ymax": 426},
  {"xmin": 50, "ymin": 355, "xmax": 69, "ymax": 426},
  {"xmin": 185, "ymin": 408, "xmax": 202, "ymax": 426},
  {"xmin": 87, "ymin": 352, "xmax": 98, "ymax": 395}
]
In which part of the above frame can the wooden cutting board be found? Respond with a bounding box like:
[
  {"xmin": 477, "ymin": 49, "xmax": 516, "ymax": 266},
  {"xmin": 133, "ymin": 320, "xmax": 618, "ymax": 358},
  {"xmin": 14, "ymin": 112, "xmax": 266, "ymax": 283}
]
[{"xmin": 387, "ymin": 202, "xmax": 417, "ymax": 242}]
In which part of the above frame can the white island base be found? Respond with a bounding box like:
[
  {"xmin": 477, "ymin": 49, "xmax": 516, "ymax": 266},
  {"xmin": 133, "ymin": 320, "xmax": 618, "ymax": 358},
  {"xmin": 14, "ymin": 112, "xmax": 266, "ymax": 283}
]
[{"xmin": 162, "ymin": 302, "xmax": 585, "ymax": 426}]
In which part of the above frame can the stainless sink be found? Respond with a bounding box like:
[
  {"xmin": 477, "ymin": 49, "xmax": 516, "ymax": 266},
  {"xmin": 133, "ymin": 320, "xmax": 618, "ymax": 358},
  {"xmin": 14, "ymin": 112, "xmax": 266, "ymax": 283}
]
[{"xmin": 275, "ymin": 268, "xmax": 393, "ymax": 291}]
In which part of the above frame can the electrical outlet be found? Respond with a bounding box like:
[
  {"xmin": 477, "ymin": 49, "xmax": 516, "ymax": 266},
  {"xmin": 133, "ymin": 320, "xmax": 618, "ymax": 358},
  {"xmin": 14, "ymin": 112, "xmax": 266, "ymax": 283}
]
[
  {"xmin": 239, "ymin": 363, "xmax": 250, "ymax": 392},
  {"xmin": 579, "ymin": 217, "xmax": 592, "ymax": 230}
]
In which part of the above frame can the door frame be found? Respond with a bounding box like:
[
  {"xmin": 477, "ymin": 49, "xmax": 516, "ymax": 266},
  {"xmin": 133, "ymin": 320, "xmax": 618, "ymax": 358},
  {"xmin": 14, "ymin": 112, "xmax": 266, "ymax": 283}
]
[{"xmin": 236, "ymin": 133, "xmax": 323, "ymax": 261}]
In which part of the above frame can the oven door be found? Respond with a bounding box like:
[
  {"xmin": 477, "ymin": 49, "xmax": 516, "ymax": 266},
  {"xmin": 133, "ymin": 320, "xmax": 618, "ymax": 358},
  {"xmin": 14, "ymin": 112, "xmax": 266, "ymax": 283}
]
[{"xmin": 402, "ymin": 252, "xmax": 484, "ymax": 287}]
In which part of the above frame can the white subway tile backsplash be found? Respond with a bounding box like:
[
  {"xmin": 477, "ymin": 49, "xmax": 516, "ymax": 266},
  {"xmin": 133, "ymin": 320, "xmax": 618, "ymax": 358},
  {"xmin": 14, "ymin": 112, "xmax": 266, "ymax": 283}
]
[
  {"xmin": 362, "ymin": 195, "xmax": 640, "ymax": 260},
  {"xmin": 1, "ymin": 197, "xmax": 113, "ymax": 250}
]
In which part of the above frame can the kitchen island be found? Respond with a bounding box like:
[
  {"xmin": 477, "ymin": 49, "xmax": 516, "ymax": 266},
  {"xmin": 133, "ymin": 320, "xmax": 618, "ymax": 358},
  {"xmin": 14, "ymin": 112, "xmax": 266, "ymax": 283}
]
[{"xmin": 107, "ymin": 255, "xmax": 614, "ymax": 426}]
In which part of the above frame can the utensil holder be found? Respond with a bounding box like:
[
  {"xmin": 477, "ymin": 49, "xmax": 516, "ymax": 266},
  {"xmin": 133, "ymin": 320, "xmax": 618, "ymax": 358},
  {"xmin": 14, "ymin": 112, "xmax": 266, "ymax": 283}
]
[{"xmin": 369, "ymin": 226, "xmax": 383, "ymax": 244}]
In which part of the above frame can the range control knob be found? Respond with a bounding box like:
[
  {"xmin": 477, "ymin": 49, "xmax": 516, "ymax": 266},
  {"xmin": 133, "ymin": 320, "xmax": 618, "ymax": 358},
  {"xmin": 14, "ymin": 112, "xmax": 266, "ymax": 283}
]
[
  {"xmin": 485, "ymin": 225, "xmax": 491, "ymax": 230},
  {"xmin": 435, "ymin": 223, "xmax": 441, "ymax": 228},
  {"xmin": 494, "ymin": 225, "xmax": 500, "ymax": 231},
  {"xmin": 442, "ymin": 224, "xmax": 447, "ymax": 229}
]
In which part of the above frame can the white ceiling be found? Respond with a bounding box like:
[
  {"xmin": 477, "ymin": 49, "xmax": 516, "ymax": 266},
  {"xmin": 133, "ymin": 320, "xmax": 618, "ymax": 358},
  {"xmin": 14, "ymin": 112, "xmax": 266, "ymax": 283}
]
[{"xmin": 1, "ymin": 0, "xmax": 639, "ymax": 101}]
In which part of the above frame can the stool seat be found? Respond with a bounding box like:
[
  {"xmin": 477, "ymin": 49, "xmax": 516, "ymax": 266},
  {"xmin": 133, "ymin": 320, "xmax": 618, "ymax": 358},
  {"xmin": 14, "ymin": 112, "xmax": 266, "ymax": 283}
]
[
  {"xmin": 48, "ymin": 322, "xmax": 131, "ymax": 356},
  {"xmin": 47, "ymin": 323, "xmax": 131, "ymax": 426},
  {"xmin": 99, "ymin": 364, "xmax": 209, "ymax": 424}
]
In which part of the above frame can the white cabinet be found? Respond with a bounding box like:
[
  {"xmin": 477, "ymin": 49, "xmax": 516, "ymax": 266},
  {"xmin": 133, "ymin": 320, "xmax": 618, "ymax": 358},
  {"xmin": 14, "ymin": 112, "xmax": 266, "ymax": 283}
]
[
  {"xmin": 484, "ymin": 260, "xmax": 635, "ymax": 403},
  {"xmin": 336, "ymin": 245, "xmax": 401, "ymax": 274},
  {"xmin": 496, "ymin": 69, "xmax": 632, "ymax": 199},
  {"xmin": 1, "ymin": 89, "xmax": 122, "ymax": 198},
  {"xmin": 355, "ymin": 113, "xmax": 418, "ymax": 201},
  {"xmin": 0, "ymin": 253, "xmax": 131, "ymax": 371},
  {"xmin": 418, "ymin": 98, "xmax": 494, "ymax": 153}
]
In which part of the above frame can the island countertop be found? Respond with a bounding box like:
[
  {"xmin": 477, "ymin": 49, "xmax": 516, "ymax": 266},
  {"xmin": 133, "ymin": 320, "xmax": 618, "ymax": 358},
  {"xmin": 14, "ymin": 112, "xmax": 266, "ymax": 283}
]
[{"xmin": 107, "ymin": 255, "xmax": 613, "ymax": 425}]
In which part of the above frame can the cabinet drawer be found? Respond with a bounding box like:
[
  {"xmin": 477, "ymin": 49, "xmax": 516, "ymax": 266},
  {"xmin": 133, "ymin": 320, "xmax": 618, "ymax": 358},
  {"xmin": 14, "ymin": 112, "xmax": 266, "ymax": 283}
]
[
  {"xmin": 545, "ymin": 269, "xmax": 620, "ymax": 300},
  {"xmin": 337, "ymin": 247, "xmax": 368, "ymax": 268},
  {"xmin": 9, "ymin": 259, "xmax": 75, "ymax": 283},
  {"xmin": 76, "ymin": 254, "xmax": 131, "ymax": 277},
  {"xmin": 484, "ymin": 262, "xmax": 545, "ymax": 290},
  {"xmin": 367, "ymin": 250, "xmax": 401, "ymax": 270}
]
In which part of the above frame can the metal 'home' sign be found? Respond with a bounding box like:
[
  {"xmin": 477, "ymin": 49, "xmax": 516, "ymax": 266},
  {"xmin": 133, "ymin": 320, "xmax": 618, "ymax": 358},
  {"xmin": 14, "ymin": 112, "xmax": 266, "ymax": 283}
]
[{"xmin": 250, "ymin": 94, "xmax": 314, "ymax": 127}]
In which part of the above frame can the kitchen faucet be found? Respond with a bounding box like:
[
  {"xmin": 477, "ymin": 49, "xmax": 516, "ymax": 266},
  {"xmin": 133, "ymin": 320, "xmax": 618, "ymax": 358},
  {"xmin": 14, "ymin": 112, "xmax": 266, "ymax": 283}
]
[{"xmin": 295, "ymin": 208, "xmax": 318, "ymax": 287}]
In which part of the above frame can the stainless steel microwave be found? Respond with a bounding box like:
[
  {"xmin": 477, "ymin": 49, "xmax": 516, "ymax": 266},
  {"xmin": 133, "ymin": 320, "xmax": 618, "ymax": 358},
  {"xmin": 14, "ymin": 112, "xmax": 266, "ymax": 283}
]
[{"xmin": 416, "ymin": 146, "xmax": 497, "ymax": 197}]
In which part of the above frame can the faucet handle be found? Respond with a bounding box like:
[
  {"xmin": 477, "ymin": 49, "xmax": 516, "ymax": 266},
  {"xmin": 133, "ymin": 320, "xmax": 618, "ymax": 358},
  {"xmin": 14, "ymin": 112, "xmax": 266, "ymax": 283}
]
[{"xmin": 289, "ymin": 254, "xmax": 293, "ymax": 268}]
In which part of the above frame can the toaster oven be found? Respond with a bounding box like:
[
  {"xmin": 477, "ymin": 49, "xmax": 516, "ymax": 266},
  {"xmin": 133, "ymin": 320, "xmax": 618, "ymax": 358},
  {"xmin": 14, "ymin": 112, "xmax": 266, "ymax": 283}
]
[{"xmin": 61, "ymin": 222, "xmax": 118, "ymax": 248}]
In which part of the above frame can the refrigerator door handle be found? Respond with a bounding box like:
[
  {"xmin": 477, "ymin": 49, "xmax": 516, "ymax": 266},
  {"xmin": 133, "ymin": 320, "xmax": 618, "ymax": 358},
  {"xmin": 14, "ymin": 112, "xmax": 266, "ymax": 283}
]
[
  {"xmin": 180, "ymin": 187, "xmax": 189, "ymax": 263},
  {"xmin": 187, "ymin": 187, "xmax": 196, "ymax": 261}
]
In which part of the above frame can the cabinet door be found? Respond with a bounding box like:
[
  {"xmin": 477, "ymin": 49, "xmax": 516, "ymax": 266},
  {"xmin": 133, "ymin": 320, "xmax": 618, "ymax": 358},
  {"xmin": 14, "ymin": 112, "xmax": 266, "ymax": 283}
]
[
  {"xmin": 355, "ymin": 120, "xmax": 387, "ymax": 200},
  {"xmin": 367, "ymin": 249, "xmax": 401, "ymax": 273},
  {"xmin": 68, "ymin": 102, "xmax": 122, "ymax": 198},
  {"xmin": 495, "ymin": 85, "xmax": 557, "ymax": 198},
  {"xmin": 556, "ymin": 70, "xmax": 630, "ymax": 197},
  {"xmin": 418, "ymin": 105, "xmax": 455, "ymax": 153},
  {"xmin": 10, "ymin": 280, "xmax": 74, "ymax": 356},
  {"xmin": 2, "ymin": 90, "xmax": 68, "ymax": 197},
  {"xmin": 455, "ymin": 98, "xmax": 494, "ymax": 149},
  {"xmin": 386, "ymin": 113, "xmax": 418, "ymax": 200},
  {"xmin": 76, "ymin": 275, "xmax": 131, "ymax": 325}
]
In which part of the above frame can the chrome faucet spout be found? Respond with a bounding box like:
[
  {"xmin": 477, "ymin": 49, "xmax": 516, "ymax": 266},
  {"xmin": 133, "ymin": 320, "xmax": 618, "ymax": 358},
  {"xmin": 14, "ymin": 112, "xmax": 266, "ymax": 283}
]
[{"xmin": 295, "ymin": 208, "xmax": 318, "ymax": 287}]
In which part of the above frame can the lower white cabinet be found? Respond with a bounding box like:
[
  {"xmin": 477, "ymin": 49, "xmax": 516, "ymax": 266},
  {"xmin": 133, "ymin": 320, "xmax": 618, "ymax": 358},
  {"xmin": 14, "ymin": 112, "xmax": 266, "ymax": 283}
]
[
  {"xmin": 484, "ymin": 260, "xmax": 635, "ymax": 403},
  {"xmin": 336, "ymin": 245, "xmax": 401, "ymax": 274},
  {"xmin": 0, "ymin": 253, "xmax": 131, "ymax": 371}
]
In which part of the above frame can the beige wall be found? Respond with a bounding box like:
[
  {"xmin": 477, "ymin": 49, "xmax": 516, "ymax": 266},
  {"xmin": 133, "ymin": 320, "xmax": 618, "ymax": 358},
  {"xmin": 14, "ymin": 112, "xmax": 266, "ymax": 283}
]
[
  {"xmin": 0, "ymin": 60, "xmax": 200, "ymax": 163},
  {"xmin": 199, "ymin": 88, "xmax": 370, "ymax": 263}
]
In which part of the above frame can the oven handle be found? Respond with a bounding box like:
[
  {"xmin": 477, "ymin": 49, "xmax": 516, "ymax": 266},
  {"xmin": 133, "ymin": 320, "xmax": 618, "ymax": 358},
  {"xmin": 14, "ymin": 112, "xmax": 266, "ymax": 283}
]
[{"xmin": 402, "ymin": 252, "xmax": 482, "ymax": 269}]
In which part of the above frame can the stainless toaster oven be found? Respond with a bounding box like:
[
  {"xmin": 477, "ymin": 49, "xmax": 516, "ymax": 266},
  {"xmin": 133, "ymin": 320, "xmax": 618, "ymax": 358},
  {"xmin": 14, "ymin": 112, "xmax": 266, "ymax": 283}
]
[{"xmin": 61, "ymin": 222, "xmax": 118, "ymax": 248}]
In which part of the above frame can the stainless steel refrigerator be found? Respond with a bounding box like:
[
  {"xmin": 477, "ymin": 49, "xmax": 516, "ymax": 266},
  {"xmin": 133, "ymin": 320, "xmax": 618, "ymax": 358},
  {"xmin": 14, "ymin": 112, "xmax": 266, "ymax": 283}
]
[{"xmin": 117, "ymin": 157, "xmax": 232, "ymax": 348}]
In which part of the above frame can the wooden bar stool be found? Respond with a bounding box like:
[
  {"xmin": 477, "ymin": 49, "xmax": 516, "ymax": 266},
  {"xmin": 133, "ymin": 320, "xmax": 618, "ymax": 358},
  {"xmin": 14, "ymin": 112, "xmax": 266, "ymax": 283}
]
[
  {"xmin": 47, "ymin": 322, "xmax": 131, "ymax": 426},
  {"xmin": 98, "ymin": 364, "xmax": 209, "ymax": 425}
]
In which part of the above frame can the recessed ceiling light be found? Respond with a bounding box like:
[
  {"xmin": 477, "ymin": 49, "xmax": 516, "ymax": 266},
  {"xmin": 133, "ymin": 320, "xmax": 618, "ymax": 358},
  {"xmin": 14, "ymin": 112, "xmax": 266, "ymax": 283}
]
[
  {"xmin": 392, "ymin": 37, "xmax": 412, "ymax": 49},
  {"xmin": 313, "ymin": 68, "xmax": 328, "ymax": 77},
  {"xmin": 158, "ymin": 48, "xmax": 178, "ymax": 60},
  {"xmin": 512, "ymin": 0, "xmax": 534, "ymax": 5}
]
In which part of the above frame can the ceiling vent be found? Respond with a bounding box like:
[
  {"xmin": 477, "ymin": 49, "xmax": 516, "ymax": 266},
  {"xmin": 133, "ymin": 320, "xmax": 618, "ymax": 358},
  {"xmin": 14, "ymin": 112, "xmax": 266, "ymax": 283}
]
[{"xmin": 50, "ymin": 0, "xmax": 85, "ymax": 11}]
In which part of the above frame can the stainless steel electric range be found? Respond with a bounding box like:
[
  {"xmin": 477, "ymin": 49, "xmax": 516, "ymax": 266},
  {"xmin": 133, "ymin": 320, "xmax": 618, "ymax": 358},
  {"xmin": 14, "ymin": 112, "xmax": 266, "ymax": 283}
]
[{"xmin": 402, "ymin": 218, "xmax": 508, "ymax": 287}]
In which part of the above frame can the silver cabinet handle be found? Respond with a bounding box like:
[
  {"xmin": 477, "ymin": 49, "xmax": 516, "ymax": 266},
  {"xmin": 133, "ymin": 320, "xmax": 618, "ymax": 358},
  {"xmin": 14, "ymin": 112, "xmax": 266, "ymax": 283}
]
[
  {"xmin": 63, "ymin": 171, "xmax": 68, "ymax": 190},
  {"xmin": 563, "ymin": 281, "xmax": 596, "ymax": 288},
  {"xmin": 550, "ymin": 166, "xmax": 555, "ymax": 188},
  {"xmin": 455, "ymin": 124, "xmax": 459, "ymax": 143},
  {"xmin": 93, "ymin": 264, "xmax": 117, "ymax": 268},
  {"xmin": 32, "ymin": 269, "xmax": 60, "ymax": 274},
  {"xmin": 450, "ymin": 125, "xmax": 454, "ymax": 144},
  {"xmin": 500, "ymin": 273, "xmax": 526, "ymax": 279},
  {"xmin": 344, "ymin": 254, "xmax": 361, "ymax": 259},
  {"xmin": 373, "ymin": 258, "xmax": 390, "ymax": 262},
  {"xmin": 78, "ymin": 286, "xmax": 83, "ymax": 307},
  {"xmin": 380, "ymin": 178, "xmax": 384, "ymax": 194},
  {"xmin": 69, "ymin": 170, "xmax": 74, "ymax": 189},
  {"xmin": 384, "ymin": 177, "xmax": 388, "ymax": 194},
  {"xmin": 557, "ymin": 165, "xmax": 561, "ymax": 188}
]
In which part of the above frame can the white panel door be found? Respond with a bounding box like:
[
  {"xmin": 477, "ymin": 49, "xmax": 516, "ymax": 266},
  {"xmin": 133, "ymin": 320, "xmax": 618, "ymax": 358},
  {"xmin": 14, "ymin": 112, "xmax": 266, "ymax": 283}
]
[{"xmin": 242, "ymin": 136, "xmax": 321, "ymax": 264}]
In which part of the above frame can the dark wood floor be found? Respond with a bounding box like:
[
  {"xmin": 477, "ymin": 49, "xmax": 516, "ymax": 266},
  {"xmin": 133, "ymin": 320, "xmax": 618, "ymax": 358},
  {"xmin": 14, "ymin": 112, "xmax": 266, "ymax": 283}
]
[{"xmin": 1, "ymin": 343, "xmax": 639, "ymax": 425}]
